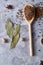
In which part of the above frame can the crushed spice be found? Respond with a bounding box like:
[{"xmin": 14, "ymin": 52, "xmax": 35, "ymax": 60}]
[
  {"xmin": 16, "ymin": 3, "xmax": 43, "ymax": 22},
  {"xmin": 24, "ymin": 4, "xmax": 43, "ymax": 21},
  {"xmin": 16, "ymin": 9, "xmax": 24, "ymax": 21},
  {"xmin": 18, "ymin": 9, "xmax": 23, "ymax": 14},
  {"xmin": 24, "ymin": 5, "xmax": 35, "ymax": 22},
  {"xmin": 32, "ymin": 0, "xmax": 34, "ymax": 2},
  {"xmin": 6, "ymin": 5, "xmax": 14, "ymax": 9},
  {"xmin": 35, "ymin": 7, "xmax": 43, "ymax": 19}
]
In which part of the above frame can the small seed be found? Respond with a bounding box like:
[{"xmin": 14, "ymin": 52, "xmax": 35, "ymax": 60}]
[
  {"xmin": 2, "ymin": 38, "xmax": 7, "ymax": 43},
  {"xmin": 22, "ymin": 38, "xmax": 26, "ymax": 41},
  {"xmin": 6, "ymin": 5, "xmax": 14, "ymax": 9},
  {"xmin": 20, "ymin": 37, "xmax": 26, "ymax": 41}
]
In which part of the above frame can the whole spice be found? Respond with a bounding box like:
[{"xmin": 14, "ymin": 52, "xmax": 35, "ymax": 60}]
[
  {"xmin": 6, "ymin": 5, "xmax": 14, "ymax": 9},
  {"xmin": 21, "ymin": 38, "xmax": 26, "ymax": 41},
  {"xmin": 24, "ymin": 5, "xmax": 35, "ymax": 22},
  {"xmin": 2, "ymin": 38, "xmax": 7, "ymax": 43}
]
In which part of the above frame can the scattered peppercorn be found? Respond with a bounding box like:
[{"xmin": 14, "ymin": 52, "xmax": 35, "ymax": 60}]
[
  {"xmin": 6, "ymin": 5, "xmax": 14, "ymax": 9},
  {"xmin": 20, "ymin": 37, "xmax": 27, "ymax": 41},
  {"xmin": 2, "ymin": 38, "xmax": 7, "ymax": 43},
  {"xmin": 22, "ymin": 38, "xmax": 26, "ymax": 41}
]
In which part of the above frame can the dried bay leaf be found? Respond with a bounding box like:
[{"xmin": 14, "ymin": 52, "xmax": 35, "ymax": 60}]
[
  {"xmin": 5, "ymin": 19, "xmax": 20, "ymax": 38},
  {"xmin": 13, "ymin": 24, "xmax": 20, "ymax": 37},
  {"xmin": 5, "ymin": 19, "xmax": 20, "ymax": 48},
  {"xmin": 10, "ymin": 33, "xmax": 20, "ymax": 48},
  {"xmin": 10, "ymin": 25, "xmax": 20, "ymax": 48},
  {"xmin": 5, "ymin": 19, "xmax": 14, "ymax": 38}
]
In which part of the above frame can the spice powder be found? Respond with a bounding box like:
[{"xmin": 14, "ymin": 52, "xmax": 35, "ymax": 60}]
[
  {"xmin": 24, "ymin": 5, "xmax": 35, "ymax": 22},
  {"xmin": 35, "ymin": 7, "xmax": 43, "ymax": 18}
]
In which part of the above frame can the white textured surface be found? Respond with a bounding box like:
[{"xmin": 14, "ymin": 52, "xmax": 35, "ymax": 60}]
[{"xmin": 0, "ymin": 0, "xmax": 43, "ymax": 65}]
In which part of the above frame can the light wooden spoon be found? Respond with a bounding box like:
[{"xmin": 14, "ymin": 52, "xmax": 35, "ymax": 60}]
[{"xmin": 24, "ymin": 4, "xmax": 35, "ymax": 56}]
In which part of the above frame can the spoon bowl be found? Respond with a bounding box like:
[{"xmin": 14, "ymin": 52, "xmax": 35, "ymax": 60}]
[{"xmin": 24, "ymin": 4, "xmax": 35, "ymax": 24}]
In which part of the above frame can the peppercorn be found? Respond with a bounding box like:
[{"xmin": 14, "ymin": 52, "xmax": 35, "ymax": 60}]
[
  {"xmin": 2, "ymin": 38, "xmax": 7, "ymax": 43},
  {"xmin": 6, "ymin": 5, "xmax": 14, "ymax": 9}
]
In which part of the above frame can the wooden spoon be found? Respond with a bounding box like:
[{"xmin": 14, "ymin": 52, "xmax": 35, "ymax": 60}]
[{"xmin": 24, "ymin": 4, "xmax": 35, "ymax": 56}]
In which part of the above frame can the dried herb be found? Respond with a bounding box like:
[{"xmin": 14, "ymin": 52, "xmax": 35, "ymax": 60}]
[
  {"xmin": 10, "ymin": 34, "xmax": 20, "ymax": 48},
  {"xmin": 5, "ymin": 19, "xmax": 20, "ymax": 38},
  {"xmin": 13, "ymin": 24, "xmax": 20, "ymax": 37},
  {"xmin": 5, "ymin": 19, "xmax": 20, "ymax": 48},
  {"xmin": 5, "ymin": 19, "xmax": 14, "ymax": 38}
]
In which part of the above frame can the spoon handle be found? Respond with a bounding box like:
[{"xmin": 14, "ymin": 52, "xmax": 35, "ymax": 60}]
[{"xmin": 29, "ymin": 23, "xmax": 33, "ymax": 56}]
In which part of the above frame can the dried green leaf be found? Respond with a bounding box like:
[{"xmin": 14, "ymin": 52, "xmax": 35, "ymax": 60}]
[
  {"xmin": 10, "ymin": 33, "xmax": 20, "ymax": 48},
  {"xmin": 5, "ymin": 19, "xmax": 20, "ymax": 38},
  {"xmin": 13, "ymin": 24, "xmax": 20, "ymax": 37},
  {"xmin": 5, "ymin": 19, "xmax": 20, "ymax": 48},
  {"xmin": 5, "ymin": 19, "xmax": 14, "ymax": 38},
  {"xmin": 10, "ymin": 25, "xmax": 20, "ymax": 48}
]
